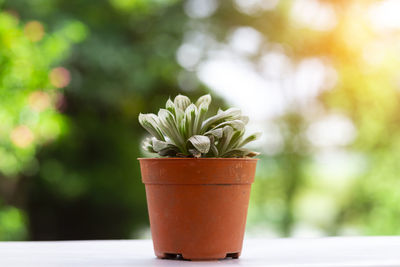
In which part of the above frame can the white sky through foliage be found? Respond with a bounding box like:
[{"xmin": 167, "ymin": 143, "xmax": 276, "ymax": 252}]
[{"xmin": 179, "ymin": 0, "xmax": 399, "ymax": 157}]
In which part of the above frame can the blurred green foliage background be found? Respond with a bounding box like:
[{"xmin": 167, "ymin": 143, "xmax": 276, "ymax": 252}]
[{"xmin": 1, "ymin": 0, "xmax": 400, "ymax": 240}]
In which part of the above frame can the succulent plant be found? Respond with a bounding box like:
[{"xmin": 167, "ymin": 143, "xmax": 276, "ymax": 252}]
[{"xmin": 139, "ymin": 94, "xmax": 261, "ymax": 158}]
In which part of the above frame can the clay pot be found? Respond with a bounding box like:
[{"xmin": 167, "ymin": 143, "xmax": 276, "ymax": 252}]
[{"xmin": 139, "ymin": 158, "xmax": 258, "ymax": 261}]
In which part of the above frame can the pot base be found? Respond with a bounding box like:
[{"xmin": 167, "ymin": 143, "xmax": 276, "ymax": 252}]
[{"xmin": 156, "ymin": 251, "xmax": 240, "ymax": 261}]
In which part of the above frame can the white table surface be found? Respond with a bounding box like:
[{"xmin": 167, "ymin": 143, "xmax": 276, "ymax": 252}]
[{"xmin": 1, "ymin": 237, "xmax": 400, "ymax": 267}]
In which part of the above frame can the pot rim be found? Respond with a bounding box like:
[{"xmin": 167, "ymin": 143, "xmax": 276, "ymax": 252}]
[
  {"xmin": 138, "ymin": 157, "xmax": 258, "ymax": 161},
  {"xmin": 139, "ymin": 157, "xmax": 258, "ymax": 184}
]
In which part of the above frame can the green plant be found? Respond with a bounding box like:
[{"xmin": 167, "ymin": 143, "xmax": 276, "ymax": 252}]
[{"xmin": 139, "ymin": 94, "xmax": 261, "ymax": 158}]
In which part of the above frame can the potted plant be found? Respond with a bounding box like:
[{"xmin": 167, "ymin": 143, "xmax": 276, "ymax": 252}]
[{"xmin": 138, "ymin": 94, "xmax": 260, "ymax": 261}]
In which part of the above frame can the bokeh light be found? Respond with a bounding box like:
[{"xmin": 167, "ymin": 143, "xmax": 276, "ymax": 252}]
[
  {"xmin": 24, "ymin": 21, "xmax": 44, "ymax": 42},
  {"xmin": 28, "ymin": 91, "xmax": 51, "ymax": 112},
  {"xmin": 49, "ymin": 67, "xmax": 71, "ymax": 88},
  {"xmin": 10, "ymin": 125, "xmax": 34, "ymax": 148}
]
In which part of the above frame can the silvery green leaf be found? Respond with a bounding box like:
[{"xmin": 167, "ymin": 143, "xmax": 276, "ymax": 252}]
[
  {"xmin": 221, "ymin": 148, "xmax": 259, "ymax": 158},
  {"xmin": 223, "ymin": 107, "xmax": 242, "ymax": 118},
  {"xmin": 183, "ymin": 104, "xmax": 197, "ymax": 138},
  {"xmin": 210, "ymin": 145, "xmax": 218, "ymax": 157},
  {"xmin": 226, "ymin": 130, "xmax": 245, "ymax": 152},
  {"xmin": 152, "ymin": 139, "xmax": 170, "ymax": 152},
  {"xmin": 143, "ymin": 137, "xmax": 152, "ymax": 146},
  {"xmin": 205, "ymin": 135, "xmax": 216, "ymax": 157},
  {"xmin": 158, "ymin": 109, "xmax": 186, "ymax": 153},
  {"xmin": 188, "ymin": 135, "xmax": 210, "ymax": 154},
  {"xmin": 166, "ymin": 98, "xmax": 175, "ymax": 116},
  {"xmin": 195, "ymin": 94, "xmax": 211, "ymax": 108},
  {"xmin": 158, "ymin": 147, "xmax": 179, "ymax": 157},
  {"xmin": 201, "ymin": 108, "xmax": 242, "ymax": 133},
  {"xmin": 193, "ymin": 101, "xmax": 208, "ymax": 134},
  {"xmin": 174, "ymin": 94, "xmax": 191, "ymax": 111},
  {"xmin": 138, "ymin": 113, "xmax": 165, "ymax": 141},
  {"xmin": 207, "ymin": 134, "xmax": 215, "ymax": 144},
  {"xmin": 142, "ymin": 138, "xmax": 156, "ymax": 153},
  {"xmin": 246, "ymin": 151, "xmax": 260, "ymax": 157},
  {"xmin": 211, "ymin": 119, "xmax": 245, "ymax": 132},
  {"xmin": 204, "ymin": 128, "xmax": 223, "ymax": 139},
  {"xmin": 175, "ymin": 107, "xmax": 185, "ymax": 133},
  {"xmin": 189, "ymin": 148, "xmax": 201, "ymax": 158},
  {"xmin": 239, "ymin": 132, "xmax": 262, "ymax": 147},
  {"xmin": 217, "ymin": 126, "xmax": 234, "ymax": 155}
]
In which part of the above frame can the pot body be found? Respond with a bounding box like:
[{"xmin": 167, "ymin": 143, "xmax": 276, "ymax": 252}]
[{"xmin": 139, "ymin": 158, "xmax": 257, "ymax": 260}]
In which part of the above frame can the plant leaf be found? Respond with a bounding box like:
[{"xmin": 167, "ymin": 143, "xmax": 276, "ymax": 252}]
[
  {"xmin": 189, "ymin": 148, "xmax": 201, "ymax": 158},
  {"xmin": 210, "ymin": 145, "xmax": 218, "ymax": 157},
  {"xmin": 175, "ymin": 107, "xmax": 185, "ymax": 136},
  {"xmin": 183, "ymin": 104, "xmax": 197, "ymax": 139},
  {"xmin": 239, "ymin": 132, "xmax": 262, "ymax": 147},
  {"xmin": 217, "ymin": 126, "xmax": 234, "ymax": 155},
  {"xmin": 193, "ymin": 101, "xmax": 208, "ymax": 134},
  {"xmin": 158, "ymin": 147, "xmax": 180, "ymax": 157},
  {"xmin": 210, "ymin": 119, "xmax": 245, "ymax": 132},
  {"xmin": 207, "ymin": 134, "xmax": 215, "ymax": 144},
  {"xmin": 174, "ymin": 94, "xmax": 191, "ymax": 111},
  {"xmin": 138, "ymin": 113, "xmax": 165, "ymax": 141},
  {"xmin": 226, "ymin": 129, "xmax": 245, "ymax": 152},
  {"xmin": 195, "ymin": 94, "xmax": 211, "ymax": 108},
  {"xmin": 142, "ymin": 138, "xmax": 156, "ymax": 153},
  {"xmin": 245, "ymin": 151, "xmax": 260, "ymax": 157},
  {"xmin": 158, "ymin": 109, "xmax": 186, "ymax": 153},
  {"xmin": 221, "ymin": 148, "xmax": 260, "ymax": 158},
  {"xmin": 204, "ymin": 128, "xmax": 223, "ymax": 139},
  {"xmin": 201, "ymin": 107, "xmax": 242, "ymax": 133},
  {"xmin": 165, "ymin": 98, "xmax": 175, "ymax": 116},
  {"xmin": 152, "ymin": 139, "xmax": 173, "ymax": 152},
  {"xmin": 188, "ymin": 135, "xmax": 210, "ymax": 154}
]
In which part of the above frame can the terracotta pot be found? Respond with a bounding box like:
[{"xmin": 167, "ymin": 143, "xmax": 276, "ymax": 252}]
[{"xmin": 139, "ymin": 158, "xmax": 258, "ymax": 261}]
